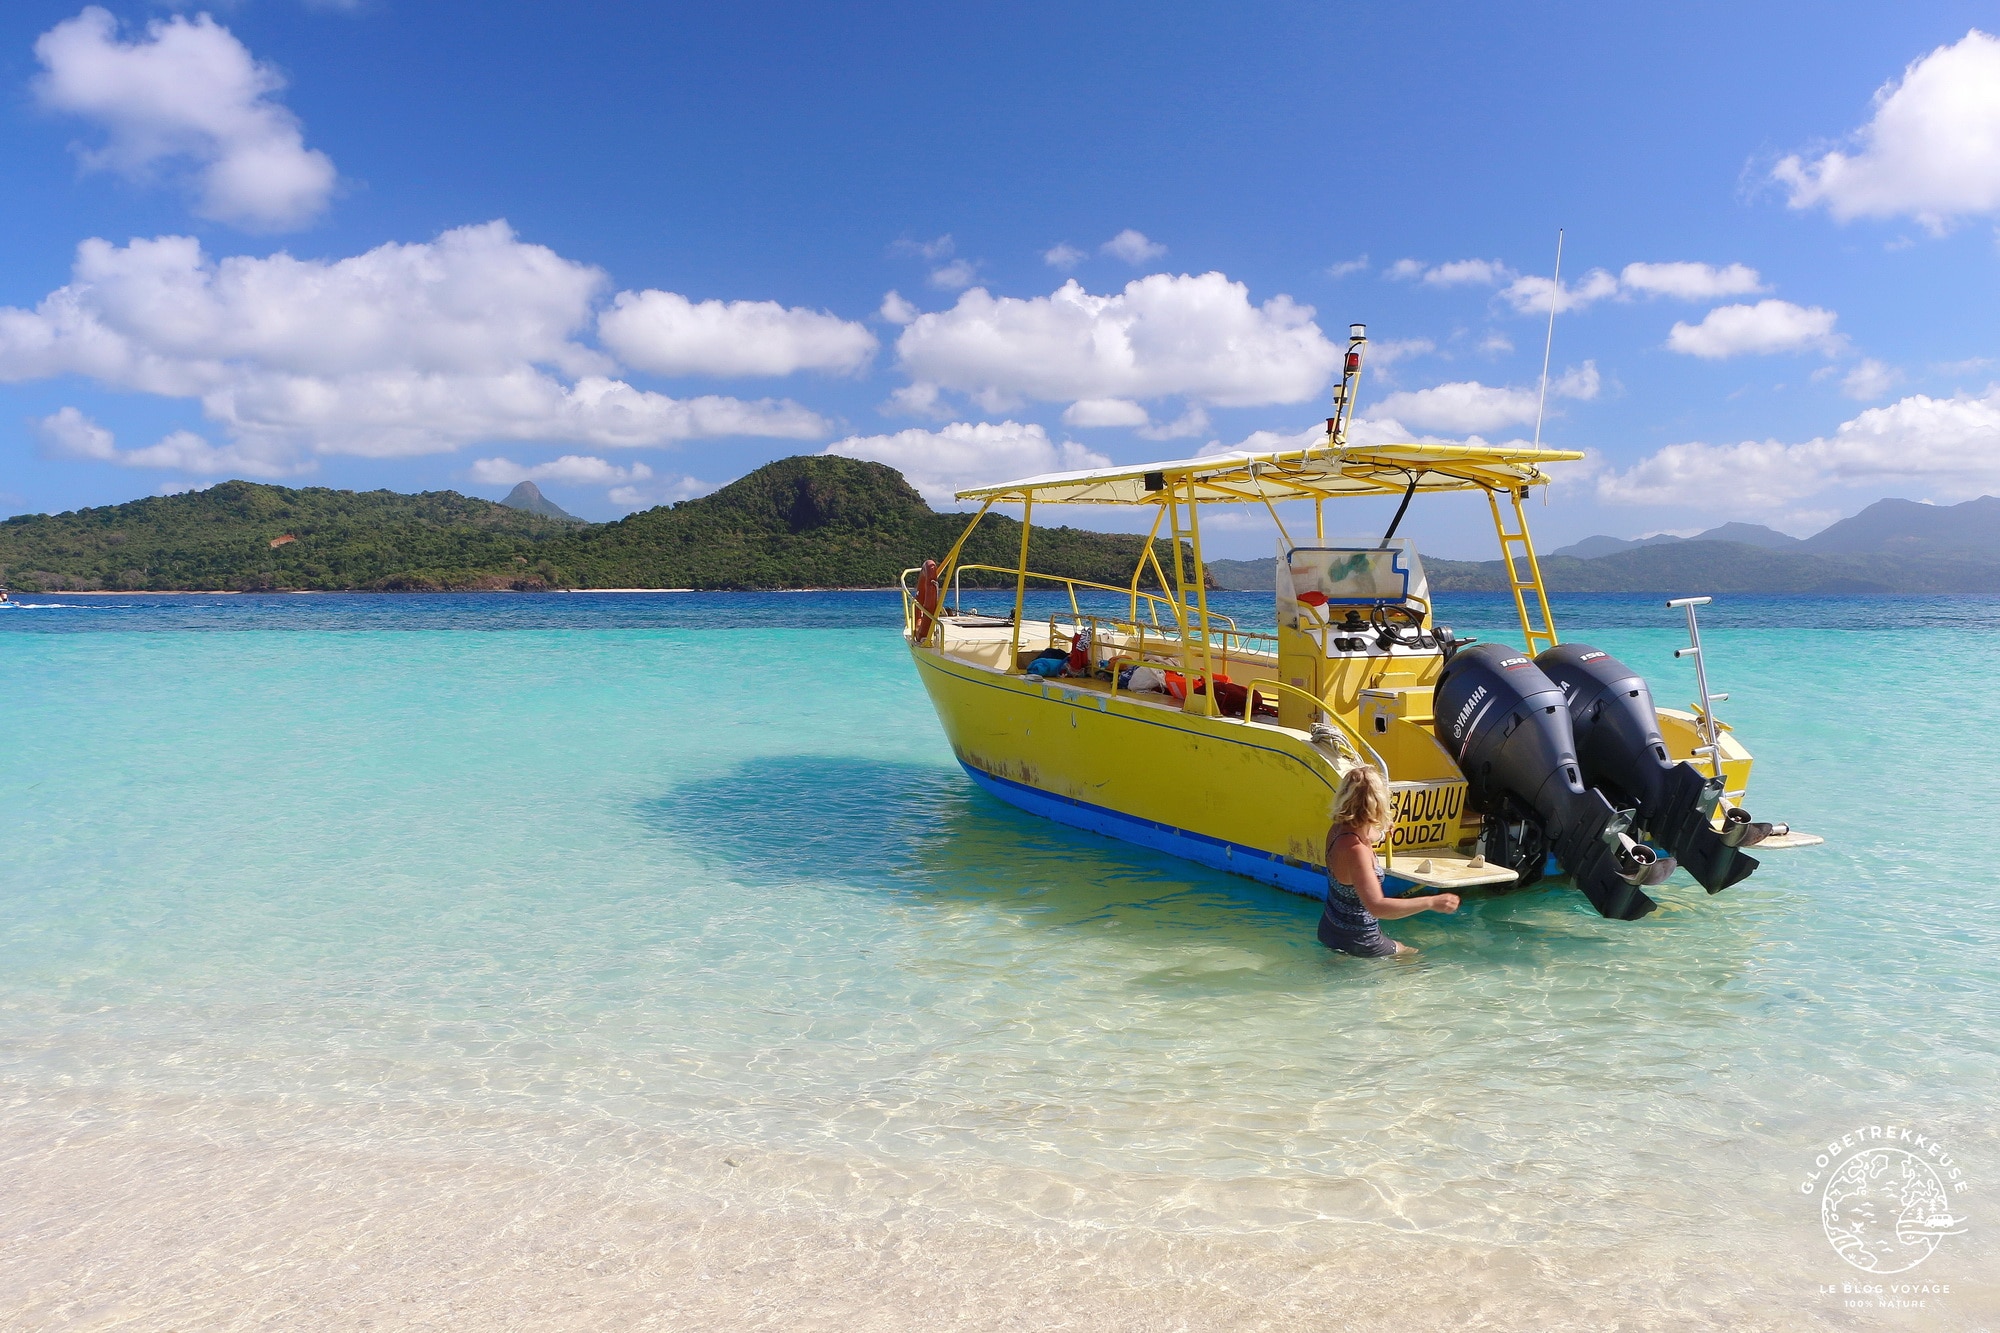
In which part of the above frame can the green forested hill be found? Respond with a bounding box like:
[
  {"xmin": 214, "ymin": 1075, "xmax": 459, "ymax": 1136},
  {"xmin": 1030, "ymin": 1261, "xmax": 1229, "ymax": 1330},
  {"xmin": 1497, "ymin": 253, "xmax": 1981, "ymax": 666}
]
[
  {"xmin": 23, "ymin": 455, "xmax": 1988, "ymax": 595},
  {"xmin": 0, "ymin": 482, "xmax": 581, "ymax": 592},
  {"xmin": 553, "ymin": 456, "xmax": 1175, "ymax": 590},
  {"xmin": 0, "ymin": 456, "xmax": 1181, "ymax": 593}
]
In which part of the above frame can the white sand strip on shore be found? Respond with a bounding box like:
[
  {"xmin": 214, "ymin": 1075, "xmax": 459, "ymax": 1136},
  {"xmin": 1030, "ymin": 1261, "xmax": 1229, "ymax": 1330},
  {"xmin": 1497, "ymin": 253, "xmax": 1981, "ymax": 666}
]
[{"xmin": 7, "ymin": 1089, "xmax": 1989, "ymax": 1331}]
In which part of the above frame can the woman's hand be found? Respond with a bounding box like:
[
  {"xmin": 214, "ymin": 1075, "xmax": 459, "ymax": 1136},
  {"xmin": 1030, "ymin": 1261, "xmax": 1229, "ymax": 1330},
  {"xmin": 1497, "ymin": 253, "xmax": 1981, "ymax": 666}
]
[{"xmin": 1427, "ymin": 893, "xmax": 1461, "ymax": 914}]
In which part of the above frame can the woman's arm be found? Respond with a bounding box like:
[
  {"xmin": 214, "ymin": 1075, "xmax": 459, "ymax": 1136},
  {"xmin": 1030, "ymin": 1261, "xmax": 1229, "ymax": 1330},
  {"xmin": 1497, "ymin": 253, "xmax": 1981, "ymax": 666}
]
[{"xmin": 1335, "ymin": 837, "xmax": 1460, "ymax": 919}]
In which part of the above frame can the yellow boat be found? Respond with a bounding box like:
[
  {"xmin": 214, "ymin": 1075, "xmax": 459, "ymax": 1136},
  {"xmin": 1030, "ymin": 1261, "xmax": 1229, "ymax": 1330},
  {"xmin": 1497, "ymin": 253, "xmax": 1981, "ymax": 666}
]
[{"xmin": 900, "ymin": 326, "xmax": 1816, "ymax": 919}]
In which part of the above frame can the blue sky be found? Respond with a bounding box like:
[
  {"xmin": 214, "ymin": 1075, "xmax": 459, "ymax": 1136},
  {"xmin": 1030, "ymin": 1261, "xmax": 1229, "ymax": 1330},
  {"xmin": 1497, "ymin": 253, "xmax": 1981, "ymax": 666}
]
[{"xmin": 2, "ymin": 1, "xmax": 1997, "ymax": 558}]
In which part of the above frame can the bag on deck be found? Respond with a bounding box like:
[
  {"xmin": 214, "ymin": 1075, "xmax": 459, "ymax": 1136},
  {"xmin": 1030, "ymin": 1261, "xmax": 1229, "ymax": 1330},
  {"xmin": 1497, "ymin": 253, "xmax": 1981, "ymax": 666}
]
[{"xmin": 1122, "ymin": 665, "xmax": 1165, "ymax": 693}]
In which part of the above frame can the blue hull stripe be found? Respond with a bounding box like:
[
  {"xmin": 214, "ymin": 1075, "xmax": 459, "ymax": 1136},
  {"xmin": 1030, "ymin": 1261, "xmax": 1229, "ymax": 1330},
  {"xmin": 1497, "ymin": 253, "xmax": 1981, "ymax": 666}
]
[
  {"xmin": 960, "ymin": 765, "xmax": 1563, "ymax": 898},
  {"xmin": 958, "ymin": 763, "xmax": 1352, "ymax": 900}
]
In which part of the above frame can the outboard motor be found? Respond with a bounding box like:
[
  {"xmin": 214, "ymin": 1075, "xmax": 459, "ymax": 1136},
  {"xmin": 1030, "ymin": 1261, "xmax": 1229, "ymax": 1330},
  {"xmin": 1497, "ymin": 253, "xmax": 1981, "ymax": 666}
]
[
  {"xmin": 1435, "ymin": 643, "xmax": 1669, "ymax": 920},
  {"xmin": 1537, "ymin": 644, "xmax": 1760, "ymax": 895}
]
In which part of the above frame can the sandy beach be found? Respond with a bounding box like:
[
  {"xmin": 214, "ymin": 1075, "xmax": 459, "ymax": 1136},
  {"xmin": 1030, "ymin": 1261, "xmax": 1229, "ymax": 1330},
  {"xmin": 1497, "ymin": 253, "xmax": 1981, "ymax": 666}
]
[{"xmin": 14, "ymin": 1087, "xmax": 1985, "ymax": 1332}]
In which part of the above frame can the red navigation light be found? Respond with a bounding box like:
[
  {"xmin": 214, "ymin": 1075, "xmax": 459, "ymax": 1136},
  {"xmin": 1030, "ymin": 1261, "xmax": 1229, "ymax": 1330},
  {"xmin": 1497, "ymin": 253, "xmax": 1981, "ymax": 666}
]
[{"xmin": 1344, "ymin": 351, "xmax": 1361, "ymax": 373}]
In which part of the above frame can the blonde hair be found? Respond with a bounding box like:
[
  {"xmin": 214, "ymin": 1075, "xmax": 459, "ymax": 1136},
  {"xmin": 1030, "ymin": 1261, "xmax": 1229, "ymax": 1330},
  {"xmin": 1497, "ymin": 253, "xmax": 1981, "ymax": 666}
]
[{"xmin": 1331, "ymin": 766, "xmax": 1392, "ymax": 843}]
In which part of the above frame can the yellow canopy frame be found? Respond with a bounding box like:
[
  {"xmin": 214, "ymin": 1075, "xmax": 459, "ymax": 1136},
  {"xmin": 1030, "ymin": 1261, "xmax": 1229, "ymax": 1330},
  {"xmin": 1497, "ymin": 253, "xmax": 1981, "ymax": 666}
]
[{"xmin": 930, "ymin": 437, "xmax": 1582, "ymax": 694}]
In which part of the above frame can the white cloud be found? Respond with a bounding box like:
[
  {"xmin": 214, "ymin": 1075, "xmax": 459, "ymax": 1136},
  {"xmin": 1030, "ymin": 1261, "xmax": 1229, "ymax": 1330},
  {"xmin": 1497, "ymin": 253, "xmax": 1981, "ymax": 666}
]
[
  {"xmin": 879, "ymin": 291, "xmax": 919, "ymax": 325},
  {"xmin": 1195, "ymin": 424, "xmax": 1320, "ymax": 458},
  {"xmin": 0, "ymin": 222, "xmax": 827, "ymax": 474},
  {"xmin": 1936, "ymin": 356, "xmax": 1995, "ymax": 377},
  {"xmin": 468, "ymin": 454, "xmax": 652, "ymax": 487},
  {"xmin": 895, "ymin": 273, "xmax": 1340, "ymax": 409},
  {"xmin": 1841, "ymin": 358, "xmax": 1902, "ymax": 400},
  {"xmin": 597, "ymin": 291, "xmax": 875, "ymax": 377},
  {"xmin": 0, "ymin": 223, "xmax": 603, "ymax": 390},
  {"xmin": 1381, "ymin": 255, "xmax": 1524, "ymax": 289},
  {"xmin": 1370, "ymin": 382, "xmax": 1539, "ymax": 435},
  {"xmin": 33, "ymin": 7, "xmax": 336, "ymax": 231},
  {"xmin": 929, "ymin": 259, "xmax": 977, "ymax": 290},
  {"xmin": 1197, "ymin": 416, "xmax": 1423, "ymax": 459},
  {"xmin": 1101, "ymin": 229, "xmax": 1166, "ymax": 264},
  {"xmin": 1478, "ymin": 332, "xmax": 1514, "ymax": 355},
  {"xmin": 896, "ymin": 235, "xmax": 956, "ymax": 261},
  {"xmin": 1500, "ymin": 268, "xmax": 1621, "ymax": 315},
  {"xmin": 1369, "ymin": 337, "xmax": 1436, "ymax": 368},
  {"xmin": 33, "ymin": 405, "xmax": 115, "ymax": 460},
  {"xmin": 125, "ymin": 430, "xmax": 262, "ymax": 472},
  {"xmin": 1618, "ymin": 262, "xmax": 1767, "ymax": 300},
  {"xmin": 824, "ymin": 420, "xmax": 1110, "ymax": 506},
  {"xmin": 1596, "ymin": 386, "xmax": 2000, "ymax": 510},
  {"xmin": 608, "ymin": 474, "xmax": 712, "ymax": 511},
  {"xmin": 1422, "ymin": 258, "xmax": 1513, "ymax": 287},
  {"xmin": 34, "ymin": 407, "xmax": 296, "ymax": 476},
  {"xmin": 1773, "ymin": 29, "xmax": 2000, "ymax": 230},
  {"xmin": 1043, "ymin": 243, "xmax": 1085, "ymax": 270},
  {"xmin": 1325, "ymin": 255, "xmax": 1369, "ymax": 279},
  {"xmin": 1665, "ymin": 300, "xmax": 1842, "ymax": 358},
  {"xmin": 1369, "ymin": 361, "xmax": 1596, "ymax": 434},
  {"xmin": 1552, "ymin": 362, "xmax": 1601, "ymax": 400},
  {"xmin": 1136, "ymin": 405, "xmax": 1210, "ymax": 440},
  {"xmin": 1061, "ymin": 397, "xmax": 1150, "ymax": 428},
  {"xmin": 1381, "ymin": 256, "xmax": 1772, "ymax": 313},
  {"xmin": 882, "ymin": 381, "xmax": 949, "ymax": 418}
]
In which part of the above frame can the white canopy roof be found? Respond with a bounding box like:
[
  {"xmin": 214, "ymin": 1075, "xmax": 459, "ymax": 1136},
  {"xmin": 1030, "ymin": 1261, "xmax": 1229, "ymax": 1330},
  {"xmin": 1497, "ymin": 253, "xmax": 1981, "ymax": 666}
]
[{"xmin": 954, "ymin": 439, "xmax": 1585, "ymax": 506}]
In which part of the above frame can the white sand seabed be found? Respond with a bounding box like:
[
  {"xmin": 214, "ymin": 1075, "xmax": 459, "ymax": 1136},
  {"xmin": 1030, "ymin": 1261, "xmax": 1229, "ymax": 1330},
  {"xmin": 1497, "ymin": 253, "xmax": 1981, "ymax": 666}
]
[{"xmin": 5, "ymin": 1087, "xmax": 1991, "ymax": 1331}]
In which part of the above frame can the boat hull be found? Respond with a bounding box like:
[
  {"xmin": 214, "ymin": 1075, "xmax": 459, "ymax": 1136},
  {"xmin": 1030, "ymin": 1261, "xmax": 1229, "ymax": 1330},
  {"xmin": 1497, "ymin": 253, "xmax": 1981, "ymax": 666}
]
[
  {"xmin": 958, "ymin": 761, "xmax": 1332, "ymax": 897},
  {"xmin": 910, "ymin": 643, "xmax": 1456, "ymax": 900}
]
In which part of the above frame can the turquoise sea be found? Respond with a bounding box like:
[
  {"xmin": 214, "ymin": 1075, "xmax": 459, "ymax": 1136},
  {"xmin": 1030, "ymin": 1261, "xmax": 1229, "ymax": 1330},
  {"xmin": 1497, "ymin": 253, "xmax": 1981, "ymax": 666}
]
[{"xmin": 3, "ymin": 590, "xmax": 1995, "ymax": 1330}]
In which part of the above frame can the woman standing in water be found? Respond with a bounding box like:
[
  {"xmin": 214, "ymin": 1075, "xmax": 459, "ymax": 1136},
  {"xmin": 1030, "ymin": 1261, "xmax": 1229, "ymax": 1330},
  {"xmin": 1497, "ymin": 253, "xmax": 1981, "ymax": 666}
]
[{"xmin": 1318, "ymin": 766, "xmax": 1459, "ymax": 957}]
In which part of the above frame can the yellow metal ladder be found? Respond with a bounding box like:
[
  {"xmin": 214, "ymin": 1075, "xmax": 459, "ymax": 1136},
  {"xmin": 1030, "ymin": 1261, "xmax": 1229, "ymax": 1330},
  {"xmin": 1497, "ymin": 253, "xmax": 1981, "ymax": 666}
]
[{"xmin": 1487, "ymin": 487, "xmax": 1559, "ymax": 656}]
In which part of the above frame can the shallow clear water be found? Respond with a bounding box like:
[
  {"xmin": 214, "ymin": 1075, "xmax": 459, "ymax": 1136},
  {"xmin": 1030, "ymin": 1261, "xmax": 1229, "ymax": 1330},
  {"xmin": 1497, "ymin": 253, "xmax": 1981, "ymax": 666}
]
[{"xmin": 3, "ymin": 591, "xmax": 1995, "ymax": 1329}]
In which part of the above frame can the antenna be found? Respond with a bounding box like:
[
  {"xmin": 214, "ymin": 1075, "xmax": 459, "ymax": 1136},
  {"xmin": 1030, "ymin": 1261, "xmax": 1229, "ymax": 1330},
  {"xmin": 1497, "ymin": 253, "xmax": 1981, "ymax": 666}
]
[
  {"xmin": 1532, "ymin": 228, "xmax": 1564, "ymax": 451},
  {"xmin": 1327, "ymin": 323, "xmax": 1368, "ymax": 446}
]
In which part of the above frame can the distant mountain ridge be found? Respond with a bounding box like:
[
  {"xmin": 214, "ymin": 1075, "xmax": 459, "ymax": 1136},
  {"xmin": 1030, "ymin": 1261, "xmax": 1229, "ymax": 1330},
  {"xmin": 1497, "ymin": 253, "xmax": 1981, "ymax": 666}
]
[
  {"xmin": 1801, "ymin": 495, "xmax": 2000, "ymax": 555},
  {"xmin": 1207, "ymin": 494, "xmax": 2000, "ymax": 595},
  {"xmin": 0, "ymin": 456, "xmax": 1182, "ymax": 593},
  {"xmin": 5, "ymin": 465, "xmax": 1997, "ymax": 595},
  {"xmin": 501, "ymin": 480, "xmax": 586, "ymax": 523},
  {"xmin": 1549, "ymin": 497, "xmax": 2000, "ymax": 562},
  {"xmin": 1549, "ymin": 521, "xmax": 1799, "ymax": 559}
]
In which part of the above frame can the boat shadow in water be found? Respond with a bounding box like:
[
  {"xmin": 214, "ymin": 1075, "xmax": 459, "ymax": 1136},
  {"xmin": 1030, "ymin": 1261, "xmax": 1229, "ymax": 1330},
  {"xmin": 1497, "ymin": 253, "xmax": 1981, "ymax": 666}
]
[
  {"xmin": 636, "ymin": 754, "xmax": 1338, "ymax": 965},
  {"xmin": 635, "ymin": 756, "xmax": 1731, "ymax": 976}
]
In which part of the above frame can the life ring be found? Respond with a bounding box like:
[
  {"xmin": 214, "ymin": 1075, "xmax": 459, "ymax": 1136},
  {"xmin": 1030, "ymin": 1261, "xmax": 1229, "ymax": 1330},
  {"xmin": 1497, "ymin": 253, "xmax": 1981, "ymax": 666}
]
[{"xmin": 914, "ymin": 559, "xmax": 941, "ymax": 639}]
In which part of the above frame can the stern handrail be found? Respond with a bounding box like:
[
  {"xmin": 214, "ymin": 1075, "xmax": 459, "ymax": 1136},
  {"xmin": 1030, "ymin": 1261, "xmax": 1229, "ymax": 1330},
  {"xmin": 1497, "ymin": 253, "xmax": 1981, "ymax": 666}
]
[
  {"xmin": 949, "ymin": 564, "xmax": 1186, "ymax": 624},
  {"xmin": 1669, "ymin": 595, "xmax": 1729, "ymax": 780},
  {"xmin": 1241, "ymin": 677, "xmax": 1390, "ymax": 779}
]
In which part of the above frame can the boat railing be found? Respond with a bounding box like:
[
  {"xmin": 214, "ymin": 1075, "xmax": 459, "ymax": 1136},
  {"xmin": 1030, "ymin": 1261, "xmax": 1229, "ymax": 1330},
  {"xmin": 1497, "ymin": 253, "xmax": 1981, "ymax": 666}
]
[
  {"xmin": 901, "ymin": 564, "xmax": 1290, "ymax": 723},
  {"xmin": 946, "ymin": 564, "xmax": 1194, "ymax": 629},
  {"xmin": 1241, "ymin": 677, "xmax": 1390, "ymax": 778},
  {"xmin": 1057, "ymin": 613, "xmax": 1276, "ymax": 684},
  {"xmin": 903, "ymin": 563, "xmax": 1263, "ymax": 653},
  {"xmin": 899, "ymin": 564, "xmax": 1183, "ymax": 643},
  {"xmin": 1668, "ymin": 595, "xmax": 1732, "ymax": 781},
  {"xmin": 1045, "ymin": 609, "xmax": 1272, "ymax": 658}
]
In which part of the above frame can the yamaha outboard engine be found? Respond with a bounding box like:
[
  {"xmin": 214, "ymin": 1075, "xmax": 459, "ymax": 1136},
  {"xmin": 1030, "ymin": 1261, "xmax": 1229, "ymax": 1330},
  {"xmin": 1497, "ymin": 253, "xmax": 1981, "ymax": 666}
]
[
  {"xmin": 1435, "ymin": 643, "xmax": 1667, "ymax": 920},
  {"xmin": 1537, "ymin": 644, "xmax": 1759, "ymax": 895}
]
